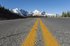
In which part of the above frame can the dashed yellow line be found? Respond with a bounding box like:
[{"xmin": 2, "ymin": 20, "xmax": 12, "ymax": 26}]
[
  {"xmin": 21, "ymin": 19, "xmax": 38, "ymax": 46},
  {"xmin": 39, "ymin": 19, "xmax": 60, "ymax": 46}
]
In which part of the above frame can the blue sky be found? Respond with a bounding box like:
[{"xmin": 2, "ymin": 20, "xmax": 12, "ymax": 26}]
[{"xmin": 0, "ymin": 0, "xmax": 70, "ymax": 14}]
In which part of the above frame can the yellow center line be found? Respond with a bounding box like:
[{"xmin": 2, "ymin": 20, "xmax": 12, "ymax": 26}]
[
  {"xmin": 21, "ymin": 19, "xmax": 39, "ymax": 46},
  {"xmin": 39, "ymin": 18, "xmax": 60, "ymax": 46}
]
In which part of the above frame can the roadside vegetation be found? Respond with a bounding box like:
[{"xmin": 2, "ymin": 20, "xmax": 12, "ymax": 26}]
[{"xmin": 62, "ymin": 11, "xmax": 70, "ymax": 17}]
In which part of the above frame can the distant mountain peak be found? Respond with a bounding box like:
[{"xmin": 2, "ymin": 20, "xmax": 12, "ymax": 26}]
[
  {"xmin": 12, "ymin": 8, "xmax": 19, "ymax": 13},
  {"xmin": 13, "ymin": 8, "xmax": 19, "ymax": 10},
  {"xmin": 33, "ymin": 10, "xmax": 41, "ymax": 16},
  {"xmin": 11, "ymin": 8, "xmax": 29, "ymax": 16},
  {"xmin": 33, "ymin": 10, "xmax": 40, "ymax": 13}
]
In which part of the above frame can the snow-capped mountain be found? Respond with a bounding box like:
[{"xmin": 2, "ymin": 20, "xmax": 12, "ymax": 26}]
[
  {"xmin": 20, "ymin": 9, "xmax": 28, "ymax": 16},
  {"xmin": 11, "ymin": 8, "xmax": 28, "ymax": 16},
  {"xmin": 33, "ymin": 10, "xmax": 41, "ymax": 16},
  {"xmin": 28, "ymin": 11, "xmax": 33, "ymax": 16},
  {"xmin": 12, "ymin": 8, "xmax": 20, "ymax": 14},
  {"xmin": 41, "ymin": 11, "xmax": 46, "ymax": 16},
  {"xmin": 11, "ymin": 8, "xmax": 56, "ymax": 17}
]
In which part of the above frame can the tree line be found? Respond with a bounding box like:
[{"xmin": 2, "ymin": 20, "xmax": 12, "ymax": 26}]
[
  {"xmin": 62, "ymin": 11, "xmax": 70, "ymax": 17},
  {"xmin": 0, "ymin": 5, "xmax": 24, "ymax": 20}
]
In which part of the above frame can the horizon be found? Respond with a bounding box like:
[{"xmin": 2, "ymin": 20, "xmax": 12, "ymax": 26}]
[{"xmin": 0, "ymin": 0, "xmax": 70, "ymax": 14}]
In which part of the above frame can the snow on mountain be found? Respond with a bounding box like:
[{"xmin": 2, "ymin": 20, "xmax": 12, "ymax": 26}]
[
  {"xmin": 11, "ymin": 8, "xmax": 56, "ymax": 17},
  {"xmin": 12, "ymin": 8, "xmax": 19, "ymax": 13},
  {"xmin": 12, "ymin": 8, "xmax": 28, "ymax": 16},
  {"xmin": 33, "ymin": 10, "xmax": 41, "ymax": 16},
  {"xmin": 20, "ymin": 9, "xmax": 28, "ymax": 16},
  {"xmin": 45, "ymin": 13, "xmax": 56, "ymax": 17}
]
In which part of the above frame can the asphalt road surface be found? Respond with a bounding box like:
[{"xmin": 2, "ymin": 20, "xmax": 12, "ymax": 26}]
[
  {"xmin": 42, "ymin": 18, "xmax": 70, "ymax": 46},
  {"xmin": 0, "ymin": 17, "xmax": 70, "ymax": 46}
]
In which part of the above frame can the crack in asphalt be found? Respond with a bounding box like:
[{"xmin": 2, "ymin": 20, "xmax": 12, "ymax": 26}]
[{"xmin": 0, "ymin": 32, "xmax": 23, "ymax": 40}]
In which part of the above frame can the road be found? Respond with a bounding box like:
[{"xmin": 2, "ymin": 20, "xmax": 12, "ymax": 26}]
[
  {"xmin": 42, "ymin": 18, "xmax": 70, "ymax": 46},
  {"xmin": 0, "ymin": 18, "xmax": 70, "ymax": 46}
]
